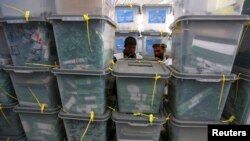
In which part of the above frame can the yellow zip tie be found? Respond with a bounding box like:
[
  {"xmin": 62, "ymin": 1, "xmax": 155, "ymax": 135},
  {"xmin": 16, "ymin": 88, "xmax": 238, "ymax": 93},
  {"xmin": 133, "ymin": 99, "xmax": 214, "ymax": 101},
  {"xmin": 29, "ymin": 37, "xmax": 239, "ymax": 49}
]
[
  {"xmin": 0, "ymin": 105, "xmax": 10, "ymax": 124},
  {"xmin": 3, "ymin": 4, "xmax": 25, "ymax": 14},
  {"xmin": 129, "ymin": 3, "xmax": 133, "ymax": 9},
  {"xmin": 25, "ymin": 63, "xmax": 58, "ymax": 68},
  {"xmin": 152, "ymin": 74, "xmax": 161, "ymax": 107},
  {"xmin": 218, "ymin": 75, "xmax": 226, "ymax": 110},
  {"xmin": 130, "ymin": 26, "xmax": 134, "ymax": 32},
  {"xmin": 158, "ymin": 60, "xmax": 164, "ymax": 64},
  {"xmin": 237, "ymin": 22, "xmax": 250, "ymax": 52},
  {"xmin": 28, "ymin": 88, "xmax": 47, "ymax": 113},
  {"xmin": 3, "ymin": 4, "xmax": 30, "ymax": 22},
  {"xmin": 0, "ymin": 86, "xmax": 17, "ymax": 100},
  {"xmin": 160, "ymin": 29, "xmax": 163, "ymax": 45},
  {"xmin": 25, "ymin": 11, "xmax": 30, "ymax": 22},
  {"xmin": 83, "ymin": 14, "xmax": 93, "ymax": 52},
  {"xmin": 165, "ymin": 113, "xmax": 171, "ymax": 121},
  {"xmin": 107, "ymin": 106, "xmax": 116, "ymax": 111},
  {"xmin": 109, "ymin": 67, "xmax": 113, "ymax": 71},
  {"xmin": 80, "ymin": 111, "xmax": 94, "ymax": 141},
  {"xmin": 149, "ymin": 114, "xmax": 154, "ymax": 125},
  {"xmin": 133, "ymin": 112, "xmax": 156, "ymax": 125},
  {"xmin": 111, "ymin": 60, "xmax": 115, "ymax": 65},
  {"xmin": 222, "ymin": 115, "xmax": 235, "ymax": 123},
  {"xmin": 234, "ymin": 73, "xmax": 241, "ymax": 104}
]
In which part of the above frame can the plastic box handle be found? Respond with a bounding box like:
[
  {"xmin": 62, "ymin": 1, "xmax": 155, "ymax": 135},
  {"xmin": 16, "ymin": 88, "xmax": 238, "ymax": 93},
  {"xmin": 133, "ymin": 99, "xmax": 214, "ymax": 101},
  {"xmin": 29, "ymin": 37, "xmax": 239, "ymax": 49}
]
[{"xmin": 128, "ymin": 62, "xmax": 153, "ymax": 67}]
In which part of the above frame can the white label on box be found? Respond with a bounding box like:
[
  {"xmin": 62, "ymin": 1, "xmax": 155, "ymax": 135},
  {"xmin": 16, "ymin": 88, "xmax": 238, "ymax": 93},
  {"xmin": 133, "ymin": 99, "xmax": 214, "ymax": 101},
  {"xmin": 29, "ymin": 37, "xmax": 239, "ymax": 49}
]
[{"xmin": 192, "ymin": 38, "xmax": 235, "ymax": 55}]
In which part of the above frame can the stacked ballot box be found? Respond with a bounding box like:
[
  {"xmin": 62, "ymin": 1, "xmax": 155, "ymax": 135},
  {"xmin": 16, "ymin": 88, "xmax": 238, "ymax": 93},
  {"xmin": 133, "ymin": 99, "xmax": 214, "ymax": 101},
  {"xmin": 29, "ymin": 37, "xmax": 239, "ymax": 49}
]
[
  {"xmin": 166, "ymin": 2, "xmax": 250, "ymax": 140},
  {"xmin": 111, "ymin": 59, "xmax": 170, "ymax": 141},
  {"xmin": 48, "ymin": 1, "xmax": 116, "ymax": 141},
  {"xmin": 0, "ymin": 103, "xmax": 25, "ymax": 140}
]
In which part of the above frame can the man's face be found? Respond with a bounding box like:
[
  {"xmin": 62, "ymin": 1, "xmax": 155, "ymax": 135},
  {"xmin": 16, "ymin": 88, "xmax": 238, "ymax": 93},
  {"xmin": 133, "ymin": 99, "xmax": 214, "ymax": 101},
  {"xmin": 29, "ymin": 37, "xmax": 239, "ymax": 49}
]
[
  {"xmin": 154, "ymin": 46, "xmax": 164, "ymax": 60},
  {"xmin": 124, "ymin": 45, "xmax": 136, "ymax": 55}
]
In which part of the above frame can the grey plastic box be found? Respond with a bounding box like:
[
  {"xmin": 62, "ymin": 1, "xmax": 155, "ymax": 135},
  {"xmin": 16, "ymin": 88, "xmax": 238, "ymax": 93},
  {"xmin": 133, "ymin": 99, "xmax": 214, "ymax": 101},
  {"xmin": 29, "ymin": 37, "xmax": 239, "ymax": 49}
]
[
  {"xmin": 167, "ymin": 116, "xmax": 223, "ymax": 141},
  {"xmin": 4, "ymin": 66, "xmax": 60, "ymax": 109},
  {"xmin": 115, "ymin": 4, "xmax": 141, "ymax": 31},
  {"xmin": 0, "ymin": 24, "xmax": 11, "ymax": 66},
  {"xmin": 55, "ymin": 0, "xmax": 115, "ymax": 20},
  {"xmin": 115, "ymin": 31, "xmax": 139, "ymax": 53},
  {"xmin": 224, "ymin": 73, "xmax": 250, "ymax": 124},
  {"xmin": 49, "ymin": 16, "xmax": 116, "ymax": 70},
  {"xmin": 0, "ymin": 0, "xmax": 56, "ymax": 17},
  {"xmin": 59, "ymin": 110, "xmax": 111, "ymax": 141},
  {"xmin": 172, "ymin": 15, "xmax": 248, "ymax": 74},
  {"xmin": 142, "ymin": 4, "xmax": 172, "ymax": 32},
  {"xmin": 168, "ymin": 66, "xmax": 236, "ymax": 121},
  {"xmin": 14, "ymin": 106, "xmax": 66, "ymax": 141},
  {"xmin": 53, "ymin": 68, "xmax": 109, "ymax": 115},
  {"xmin": 173, "ymin": 0, "xmax": 245, "ymax": 19},
  {"xmin": 112, "ymin": 111, "xmax": 165, "ymax": 141},
  {"xmin": 0, "ymin": 134, "xmax": 26, "ymax": 141},
  {"xmin": 112, "ymin": 60, "xmax": 170, "ymax": 114},
  {"xmin": 142, "ymin": 31, "xmax": 169, "ymax": 58},
  {"xmin": 233, "ymin": 26, "xmax": 250, "ymax": 74},
  {"xmin": 2, "ymin": 18, "xmax": 58, "ymax": 67},
  {"xmin": 0, "ymin": 103, "xmax": 24, "ymax": 137},
  {"xmin": 0, "ymin": 67, "xmax": 16, "ymax": 104}
]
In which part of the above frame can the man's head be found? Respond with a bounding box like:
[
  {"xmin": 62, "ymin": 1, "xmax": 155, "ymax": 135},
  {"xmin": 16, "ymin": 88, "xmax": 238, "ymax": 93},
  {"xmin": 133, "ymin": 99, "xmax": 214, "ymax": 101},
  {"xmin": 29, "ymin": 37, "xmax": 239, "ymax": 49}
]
[
  {"xmin": 124, "ymin": 36, "xmax": 137, "ymax": 58},
  {"xmin": 153, "ymin": 43, "xmax": 166, "ymax": 61}
]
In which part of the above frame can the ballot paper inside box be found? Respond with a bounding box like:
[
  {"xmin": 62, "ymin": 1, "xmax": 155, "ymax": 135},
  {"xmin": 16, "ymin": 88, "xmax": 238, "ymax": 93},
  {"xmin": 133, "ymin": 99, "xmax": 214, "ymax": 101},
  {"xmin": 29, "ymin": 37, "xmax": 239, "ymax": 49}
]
[
  {"xmin": 49, "ymin": 16, "xmax": 116, "ymax": 70},
  {"xmin": 0, "ymin": 68, "xmax": 16, "ymax": 104},
  {"xmin": 53, "ymin": 68, "xmax": 109, "ymax": 115},
  {"xmin": 14, "ymin": 106, "xmax": 65, "ymax": 141},
  {"xmin": 0, "ymin": 103, "xmax": 24, "ymax": 137},
  {"xmin": 224, "ymin": 73, "xmax": 250, "ymax": 124},
  {"xmin": 59, "ymin": 110, "xmax": 111, "ymax": 141},
  {"xmin": 171, "ymin": 15, "xmax": 248, "ymax": 74},
  {"xmin": 168, "ymin": 66, "xmax": 236, "ymax": 121},
  {"xmin": 2, "ymin": 18, "xmax": 58, "ymax": 66}
]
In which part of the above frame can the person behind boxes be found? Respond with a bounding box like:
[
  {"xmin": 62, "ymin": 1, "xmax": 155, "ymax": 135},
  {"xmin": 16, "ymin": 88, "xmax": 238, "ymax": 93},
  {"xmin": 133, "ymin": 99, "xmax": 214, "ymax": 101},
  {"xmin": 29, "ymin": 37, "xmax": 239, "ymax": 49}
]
[
  {"xmin": 113, "ymin": 36, "xmax": 143, "ymax": 62},
  {"xmin": 152, "ymin": 43, "xmax": 172, "ymax": 65}
]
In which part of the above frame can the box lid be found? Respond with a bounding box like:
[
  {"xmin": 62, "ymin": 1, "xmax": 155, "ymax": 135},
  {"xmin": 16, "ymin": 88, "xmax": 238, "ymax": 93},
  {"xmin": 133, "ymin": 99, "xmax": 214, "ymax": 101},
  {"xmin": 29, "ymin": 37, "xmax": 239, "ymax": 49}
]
[{"xmin": 112, "ymin": 60, "xmax": 171, "ymax": 78}]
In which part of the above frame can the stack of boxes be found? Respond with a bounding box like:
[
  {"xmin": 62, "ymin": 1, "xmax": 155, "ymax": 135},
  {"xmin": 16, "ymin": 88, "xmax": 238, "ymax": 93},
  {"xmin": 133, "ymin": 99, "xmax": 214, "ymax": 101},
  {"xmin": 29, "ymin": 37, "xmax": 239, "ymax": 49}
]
[
  {"xmin": 0, "ymin": 0, "xmax": 64, "ymax": 140},
  {"xmin": 223, "ymin": 1, "xmax": 250, "ymax": 124},
  {"xmin": 111, "ymin": 59, "xmax": 170, "ymax": 141},
  {"xmin": 51, "ymin": 0, "xmax": 116, "ymax": 141},
  {"xmin": 0, "ymin": 2, "xmax": 25, "ymax": 140},
  {"xmin": 163, "ymin": 0, "xmax": 249, "ymax": 141}
]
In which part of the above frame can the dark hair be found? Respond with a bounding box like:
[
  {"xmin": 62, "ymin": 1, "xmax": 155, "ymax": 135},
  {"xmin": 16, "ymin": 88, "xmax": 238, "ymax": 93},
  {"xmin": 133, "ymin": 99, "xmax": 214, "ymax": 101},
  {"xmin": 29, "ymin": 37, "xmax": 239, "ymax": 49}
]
[
  {"xmin": 124, "ymin": 36, "xmax": 137, "ymax": 47},
  {"xmin": 153, "ymin": 43, "xmax": 167, "ymax": 49}
]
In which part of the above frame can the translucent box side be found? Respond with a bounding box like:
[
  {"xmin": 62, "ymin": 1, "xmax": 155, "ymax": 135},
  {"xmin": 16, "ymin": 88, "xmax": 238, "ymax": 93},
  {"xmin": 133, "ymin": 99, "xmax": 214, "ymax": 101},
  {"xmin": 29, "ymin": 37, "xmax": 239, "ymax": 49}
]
[
  {"xmin": 172, "ymin": 20, "xmax": 245, "ymax": 74},
  {"xmin": 55, "ymin": 0, "xmax": 115, "ymax": 20},
  {"xmin": 9, "ymin": 71, "xmax": 59, "ymax": 108},
  {"xmin": 168, "ymin": 77, "xmax": 232, "ymax": 121},
  {"xmin": 0, "ymin": 69, "xmax": 16, "ymax": 104},
  {"xmin": 52, "ymin": 20, "xmax": 115, "ymax": 70},
  {"xmin": 0, "ymin": 107, "xmax": 24, "ymax": 136},
  {"xmin": 63, "ymin": 119, "xmax": 108, "ymax": 141},
  {"xmin": 116, "ymin": 77, "xmax": 165, "ymax": 114},
  {"xmin": 0, "ymin": 0, "xmax": 56, "ymax": 17},
  {"xmin": 18, "ymin": 112, "xmax": 64, "ymax": 141},
  {"xmin": 56, "ymin": 74, "xmax": 107, "ymax": 115},
  {"xmin": 4, "ymin": 22, "xmax": 58, "ymax": 66}
]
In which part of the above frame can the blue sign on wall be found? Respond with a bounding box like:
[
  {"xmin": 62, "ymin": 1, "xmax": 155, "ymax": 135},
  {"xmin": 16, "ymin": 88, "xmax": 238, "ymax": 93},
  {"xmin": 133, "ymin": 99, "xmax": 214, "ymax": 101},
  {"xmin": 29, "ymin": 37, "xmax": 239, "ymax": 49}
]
[
  {"xmin": 116, "ymin": 37, "xmax": 125, "ymax": 51},
  {"xmin": 117, "ymin": 10, "xmax": 134, "ymax": 23},
  {"xmin": 148, "ymin": 9, "xmax": 167, "ymax": 23}
]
